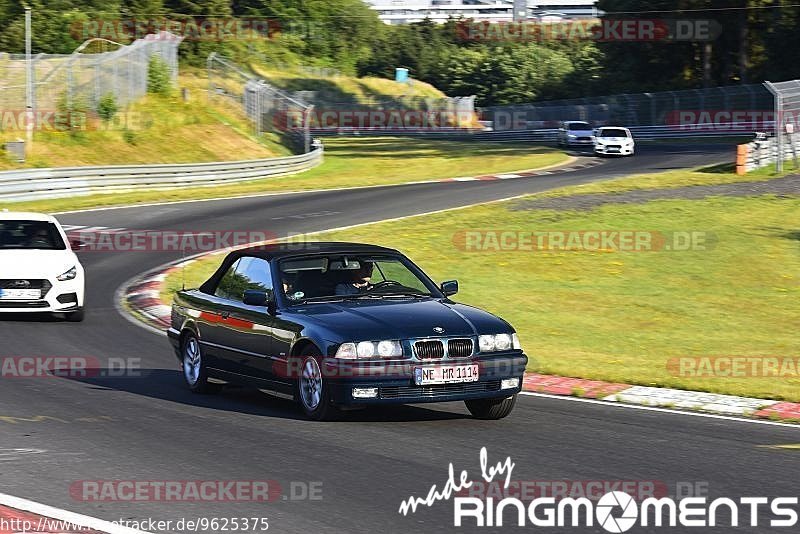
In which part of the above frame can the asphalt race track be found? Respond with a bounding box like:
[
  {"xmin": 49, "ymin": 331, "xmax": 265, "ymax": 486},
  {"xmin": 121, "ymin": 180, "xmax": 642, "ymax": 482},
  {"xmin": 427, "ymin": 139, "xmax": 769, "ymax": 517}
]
[{"xmin": 1, "ymin": 143, "xmax": 797, "ymax": 533}]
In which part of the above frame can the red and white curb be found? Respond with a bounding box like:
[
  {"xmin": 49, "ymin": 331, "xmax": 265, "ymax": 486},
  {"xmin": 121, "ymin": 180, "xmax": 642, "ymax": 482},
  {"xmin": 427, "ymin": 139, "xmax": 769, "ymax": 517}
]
[
  {"xmin": 411, "ymin": 157, "xmax": 602, "ymax": 184},
  {"xmin": 524, "ymin": 374, "xmax": 800, "ymax": 421},
  {"xmin": 0, "ymin": 493, "xmax": 149, "ymax": 533}
]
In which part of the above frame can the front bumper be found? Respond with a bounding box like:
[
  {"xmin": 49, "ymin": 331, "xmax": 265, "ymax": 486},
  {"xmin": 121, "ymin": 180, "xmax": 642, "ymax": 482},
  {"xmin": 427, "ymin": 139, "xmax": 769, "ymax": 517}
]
[
  {"xmin": 0, "ymin": 277, "xmax": 84, "ymax": 313},
  {"xmin": 324, "ymin": 353, "xmax": 528, "ymax": 406},
  {"xmin": 595, "ymin": 144, "xmax": 634, "ymax": 155}
]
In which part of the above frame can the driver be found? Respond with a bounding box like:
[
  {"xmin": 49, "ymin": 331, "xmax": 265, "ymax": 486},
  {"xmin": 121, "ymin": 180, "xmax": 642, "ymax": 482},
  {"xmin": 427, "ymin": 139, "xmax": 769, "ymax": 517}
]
[
  {"xmin": 335, "ymin": 261, "xmax": 374, "ymax": 295},
  {"xmin": 26, "ymin": 227, "xmax": 52, "ymax": 248}
]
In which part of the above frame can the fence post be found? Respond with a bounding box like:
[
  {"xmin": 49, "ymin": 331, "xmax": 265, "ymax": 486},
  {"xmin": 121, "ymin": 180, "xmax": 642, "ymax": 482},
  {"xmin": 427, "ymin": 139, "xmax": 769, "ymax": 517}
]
[
  {"xmin": 207, "ymin": 52, "xmax": 216, "ymax": 103},
  {"xmin": 304, "ymin": 105, "xmax": 314, "ymax": 153},
  {"xmin": 764, "ymin": 81, "xmax": 782, "ymax": 172}
]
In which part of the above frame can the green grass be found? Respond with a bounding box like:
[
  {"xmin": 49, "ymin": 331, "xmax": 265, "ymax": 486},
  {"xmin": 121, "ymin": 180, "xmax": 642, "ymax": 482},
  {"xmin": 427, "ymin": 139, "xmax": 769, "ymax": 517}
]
[
  {"xmin": 0, "ymin": 72, "xmax": 285, "ymax": 170},
  {"xmin": 163, "ymin": 172, "xmax": 800, "ymax": 402},
  {"xmin": 2, "ymin": 137, "xmax": 568, "ymax": 213}
]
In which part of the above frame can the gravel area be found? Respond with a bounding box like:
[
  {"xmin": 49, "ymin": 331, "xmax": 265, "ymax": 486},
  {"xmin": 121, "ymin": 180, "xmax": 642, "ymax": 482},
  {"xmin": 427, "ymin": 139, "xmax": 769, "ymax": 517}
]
[{"xmin": 513, "ymin": 175, "xmax": 800, "ymax": 211}]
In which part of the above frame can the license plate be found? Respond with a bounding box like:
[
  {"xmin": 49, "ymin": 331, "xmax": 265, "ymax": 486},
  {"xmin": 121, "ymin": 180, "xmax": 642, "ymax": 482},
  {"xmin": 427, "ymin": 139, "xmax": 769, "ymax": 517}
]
[
  {"xmin": 414, "ymin": 364, "xmax": 479, "ymax": 385},
  {"xmin": 0, "ymin": 288, "xmax": 41, "ymax": 300}
]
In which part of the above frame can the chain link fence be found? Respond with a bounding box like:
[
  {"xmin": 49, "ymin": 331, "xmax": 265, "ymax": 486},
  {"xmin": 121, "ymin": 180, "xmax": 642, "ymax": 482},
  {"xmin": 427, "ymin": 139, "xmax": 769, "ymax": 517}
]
[
  {"xmin": 207, "ymin": 53, "xmax": 314, "ymax": 153},
  {"xmin": 0, "ymin": 32, "xmax": 181, "ymax": 118},
  {"xmin": 485, "ymin": 84, "xmax": 774, "ymax": 132},
  {"xmin": 764, "ymin": 80, "xmax": 800, "ymax": 172}
]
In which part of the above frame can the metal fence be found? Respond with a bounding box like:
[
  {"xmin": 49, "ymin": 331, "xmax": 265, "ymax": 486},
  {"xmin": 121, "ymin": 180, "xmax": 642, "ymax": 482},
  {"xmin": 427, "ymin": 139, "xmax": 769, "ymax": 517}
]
[
  {"xmin": 0, "ymin": 146, "xmax": 324, "ymax": 202},
  {"xmin": 207, "ymin": 53, "xmax": 314, "ymax": 153},
  {"xmin": 764, "ymin": 80, "xmax": 800, "ymax": 172},
  {"xmin": 485, "ymin": 84, "xmax": 774, "ymax": 131},
  {"xmin": 0, "ymin": 32, "xmax": 181, "ymax": 115}
]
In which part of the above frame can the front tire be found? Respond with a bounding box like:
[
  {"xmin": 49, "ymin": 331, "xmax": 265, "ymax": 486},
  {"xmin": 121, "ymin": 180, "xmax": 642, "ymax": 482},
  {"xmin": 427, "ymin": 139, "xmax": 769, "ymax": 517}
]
[
  {"xmin": 296, "ymin": 348, "xmax": 338, "ymax": 421},
  {"xmin": 465, "ymin": 394, "xmax": 517, "ymax": 420},
  {"xmin": 181, "ymin": 332, "xmax": 221, "ymax": 394}
]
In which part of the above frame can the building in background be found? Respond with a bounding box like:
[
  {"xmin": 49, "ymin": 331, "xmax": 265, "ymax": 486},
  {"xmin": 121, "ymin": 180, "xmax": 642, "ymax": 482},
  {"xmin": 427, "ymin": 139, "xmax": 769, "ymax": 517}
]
[{"xmin": 364, "ymin": 0, "xmax": 600, "ymax": 25}]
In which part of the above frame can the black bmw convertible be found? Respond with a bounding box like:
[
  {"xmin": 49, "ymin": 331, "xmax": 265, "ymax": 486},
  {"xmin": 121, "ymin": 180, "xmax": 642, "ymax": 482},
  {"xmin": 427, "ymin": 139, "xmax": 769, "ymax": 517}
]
[{"xmin": 168, "ymin": 242, "xmax": 527, "ymax": 420}]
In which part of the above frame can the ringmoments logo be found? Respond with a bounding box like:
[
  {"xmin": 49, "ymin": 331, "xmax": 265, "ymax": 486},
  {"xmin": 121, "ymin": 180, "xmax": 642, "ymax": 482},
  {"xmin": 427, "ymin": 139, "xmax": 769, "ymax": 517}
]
[{"xmin": 398, "ymin": 448, "xmax": 800, "ymax": 531}]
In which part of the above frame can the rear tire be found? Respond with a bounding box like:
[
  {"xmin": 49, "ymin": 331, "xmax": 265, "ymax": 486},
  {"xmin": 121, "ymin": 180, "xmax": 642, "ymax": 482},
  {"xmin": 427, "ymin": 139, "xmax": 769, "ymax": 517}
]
[
  {"xmin": 465, "ymin": 394, "xmax": 517, "ymax": 420},
  {"xmin": 296, "ymin": 346, "xmax": 338, "ymax": 421},
  {"xmin": 181, "ymin": 332, "xmax": 221, "ymax": 394}
]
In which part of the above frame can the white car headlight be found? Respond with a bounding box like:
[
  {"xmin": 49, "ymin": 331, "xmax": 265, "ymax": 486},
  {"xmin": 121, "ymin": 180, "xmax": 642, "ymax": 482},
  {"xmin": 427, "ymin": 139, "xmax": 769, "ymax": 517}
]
[
  {"xmin": 56, "ymin": 266, "xmax": 77, "ymax": 281},
  {"xmin": 495, "ymin": 333, "xmax": 512, "ymax": 351},
  {"xmin": 567, "ymin": 134, "xmax": 577, "ymax": 139},
  {"xmin": 479, "ymin": 334, "xmax": 519, "ymax": 353},
  {"xmin": 336, "ymin": 340, "xmax": 403, "ymax": 359},
  {"xmin": 478, "ymin": 334, "xmax": 496, "ymax": 352},
  {"xmin": 336, "ymin": 343, "xmax": 358, "ymax": 359}
]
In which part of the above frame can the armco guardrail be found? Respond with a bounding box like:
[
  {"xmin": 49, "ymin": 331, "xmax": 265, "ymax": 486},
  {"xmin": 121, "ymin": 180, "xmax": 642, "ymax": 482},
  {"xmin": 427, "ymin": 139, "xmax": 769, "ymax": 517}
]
[
  {"xmin": 736, "ymin": 134, "xmax": 799, "ymax": 174},
  {"xmin": 0, "ymin": 147, "xmax": 324, "ymax": 202}
]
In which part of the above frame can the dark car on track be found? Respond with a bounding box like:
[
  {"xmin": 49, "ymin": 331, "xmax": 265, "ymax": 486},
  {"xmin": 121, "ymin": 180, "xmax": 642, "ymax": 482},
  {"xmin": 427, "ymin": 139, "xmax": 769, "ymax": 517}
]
[{"xmin": 168, "ymin": 243, "xmax": 527, "ymax": 420}]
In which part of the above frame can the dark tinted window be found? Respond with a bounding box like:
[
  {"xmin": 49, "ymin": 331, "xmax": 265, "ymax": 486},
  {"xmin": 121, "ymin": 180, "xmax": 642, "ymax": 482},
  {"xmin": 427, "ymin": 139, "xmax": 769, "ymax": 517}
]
[
  {"xmin": 215, "ymin": 259, "xmax": 242, "ymax": 300},
  {"xmin": 237, "ymin": 256, "xmax": 273, "ymax": 293},
  {"xmin": 567, "ymin": 122, "xmax": 591, "ymax": 131},
  {"xmin": 0, "ymin": 220, "xmax": 66, "ymax": 250},
  {"xmin": 599, "ymin": 129, "xmax": 628, "ymax": 138}
]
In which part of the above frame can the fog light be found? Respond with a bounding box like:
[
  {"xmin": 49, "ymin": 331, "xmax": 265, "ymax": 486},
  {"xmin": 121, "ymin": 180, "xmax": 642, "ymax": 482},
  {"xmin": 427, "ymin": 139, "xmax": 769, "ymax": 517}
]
[
  {"xmin": 352, "ymin": 387, "xmax": 378, "ymax": 399},
  {"xmin": 501, "ymin": 378, "xmax": 520, "ymax": 390}
]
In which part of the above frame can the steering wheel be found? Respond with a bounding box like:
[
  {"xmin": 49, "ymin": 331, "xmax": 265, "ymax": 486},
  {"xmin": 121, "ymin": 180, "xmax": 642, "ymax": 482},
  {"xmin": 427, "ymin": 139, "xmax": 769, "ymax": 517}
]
[{"xmin": 367, "ymin": 280, "xmax": 403, "ymax": 291}]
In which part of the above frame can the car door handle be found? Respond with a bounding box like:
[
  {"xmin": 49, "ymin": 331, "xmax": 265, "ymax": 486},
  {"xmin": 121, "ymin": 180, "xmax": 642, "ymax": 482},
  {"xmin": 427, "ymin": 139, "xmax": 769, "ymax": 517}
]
[{"xmin": 220, "ymin": 311, "xmax": 230, "ymax": 320}]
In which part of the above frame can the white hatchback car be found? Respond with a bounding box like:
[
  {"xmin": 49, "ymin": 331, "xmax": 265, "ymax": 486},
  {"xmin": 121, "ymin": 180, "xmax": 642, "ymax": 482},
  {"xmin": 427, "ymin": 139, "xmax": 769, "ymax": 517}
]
[
  {"xmin": 594, "ymin": 126, "xmax": 635, "ymax": 156},
  {"xmin": 0, "ymin": 211, "xmax": 85, "ymax": 321}
]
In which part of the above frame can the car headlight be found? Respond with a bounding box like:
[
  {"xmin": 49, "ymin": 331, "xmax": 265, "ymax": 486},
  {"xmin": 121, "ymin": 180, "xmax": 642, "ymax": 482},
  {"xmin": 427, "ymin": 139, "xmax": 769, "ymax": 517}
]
[
  {"xmin": 567, "ymin": 134, "xmax": 577, "ymax": 139},
  {"xmin": 478, "ymin": 334, "xmax": 518, "ymax": 353},
  {"xmin": 56, "ymin": 266, "xmax": 77, "ymax": 281},
  {"xmin": 336, "ymin": 340, "xmax": 403, "ymax": 359}
]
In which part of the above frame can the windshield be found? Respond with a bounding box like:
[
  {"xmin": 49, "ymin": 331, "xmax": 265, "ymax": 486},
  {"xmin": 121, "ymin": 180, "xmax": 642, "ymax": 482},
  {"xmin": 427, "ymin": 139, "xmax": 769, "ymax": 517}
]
[
  {"xmin": 567, "ymin": 122, "xmax": 591, "ymax": 131},
  {"xmin": 599, "ymin": 128, "xmax": 629, "ymax": 138},
  {"xmin": 0, "ymin": 220, "xmax": 66, "ymax": 250},
  {"xmin": 279, "ymin": 254, "xmax": 437, "ymax": 302}
]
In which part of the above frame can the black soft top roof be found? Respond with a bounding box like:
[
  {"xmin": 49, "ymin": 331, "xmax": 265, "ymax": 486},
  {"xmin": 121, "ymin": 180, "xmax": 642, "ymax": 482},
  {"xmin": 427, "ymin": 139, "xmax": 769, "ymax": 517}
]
[{"xmin": 197, "ymin": 242, "xmax": 401, "ymax": 294}]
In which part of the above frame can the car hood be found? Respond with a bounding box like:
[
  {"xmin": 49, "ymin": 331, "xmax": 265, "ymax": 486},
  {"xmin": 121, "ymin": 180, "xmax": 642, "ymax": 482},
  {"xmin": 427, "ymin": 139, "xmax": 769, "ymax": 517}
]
[
  {"xmin": 285, "ymin": 298, "xmax": 512, "ymax": 341},
  {"xmin": 0, "ymin": 249, "xmax": 79, "ymax": 278}
]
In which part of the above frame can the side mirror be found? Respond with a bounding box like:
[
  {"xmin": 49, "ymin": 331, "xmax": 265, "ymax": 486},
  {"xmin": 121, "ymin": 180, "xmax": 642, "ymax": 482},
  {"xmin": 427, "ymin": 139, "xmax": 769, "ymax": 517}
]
[
  {"xmin": 70, "ymin": 239, "xmax": 85, "ymax": 250},
  {"xmin": 243, "ymin": 289, "xmax": 273, "ymax": 307},
  {"xmin": 440, "ymin": 280, "xmax": 459, "ymax": 297}
]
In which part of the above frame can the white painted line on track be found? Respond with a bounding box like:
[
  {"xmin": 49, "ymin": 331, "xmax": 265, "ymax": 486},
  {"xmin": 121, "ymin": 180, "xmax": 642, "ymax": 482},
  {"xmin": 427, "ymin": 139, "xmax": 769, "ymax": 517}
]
[
  {"xmin": 0, "ymin": 492, "xmax": 151, "ymax": 533},
  {"xmin": 53, "ymin": 157, "xmax": 581, "ymax": 215},
  {"xmin": 520, "ymin": 391, "xmax": 800, "ymax": 430}
]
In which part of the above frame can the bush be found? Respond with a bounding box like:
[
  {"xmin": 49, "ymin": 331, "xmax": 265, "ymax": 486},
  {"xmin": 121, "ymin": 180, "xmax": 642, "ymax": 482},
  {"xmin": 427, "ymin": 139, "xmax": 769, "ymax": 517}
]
[
  {"xmin": 97, "ymin": 93, "xmax": 118, "ymax": 122},
  {"xmin": 147, "ymin": 55, "xmax": 172, "ymax": 95},
  {"xmin": 56, "ymin": 93, "xmax": 88, "ymax": 138},
  {"xmin": 122, "ymin": 129, "xmax": 137, "ymax": 145}
]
